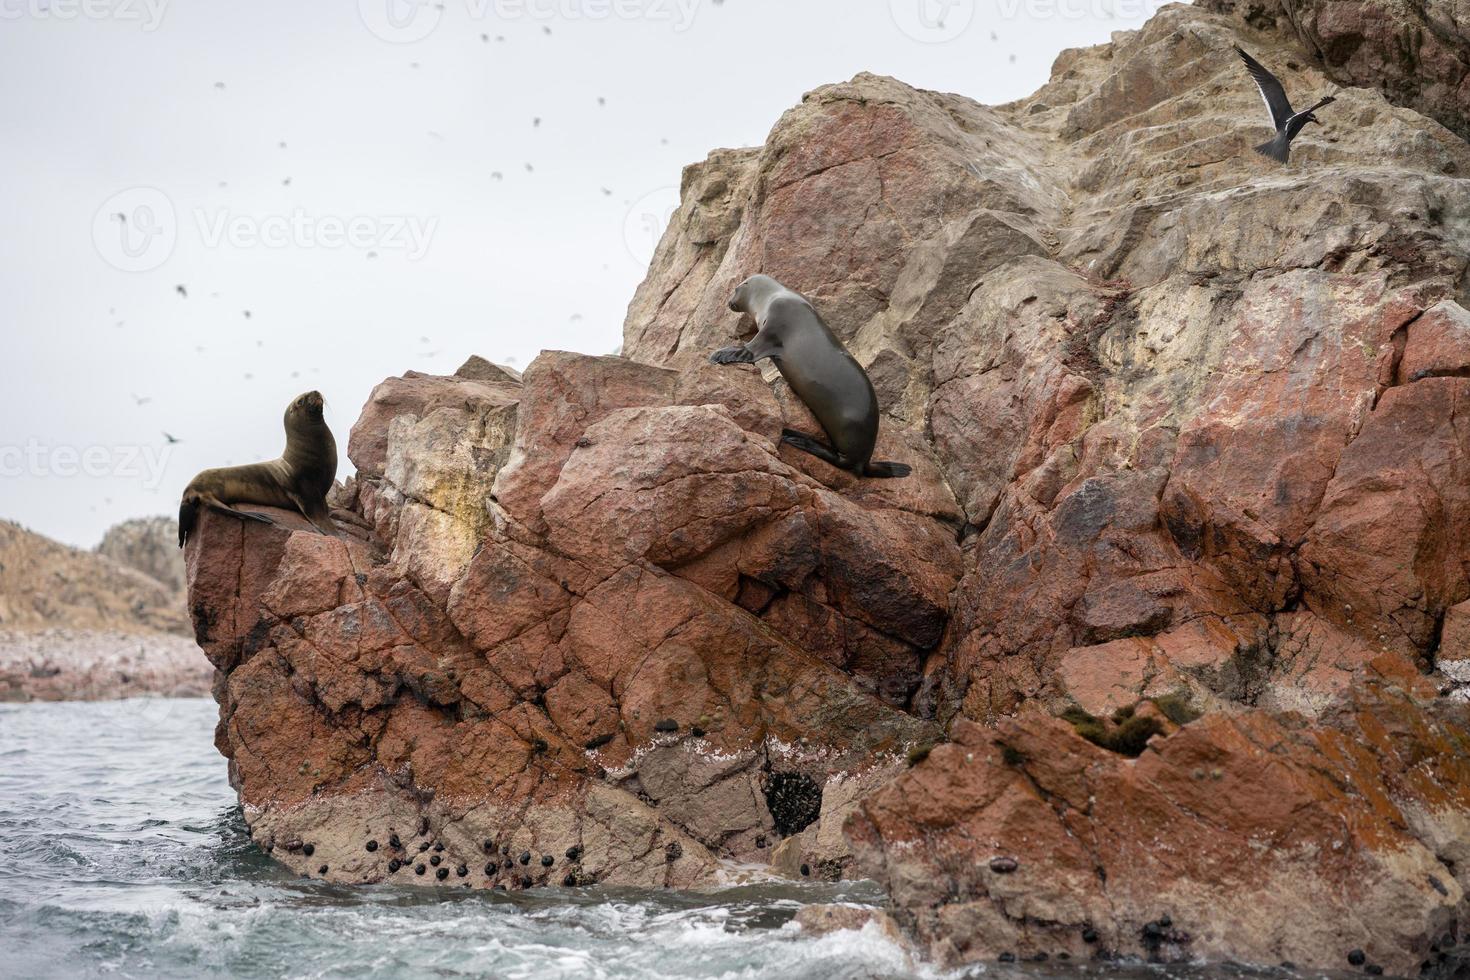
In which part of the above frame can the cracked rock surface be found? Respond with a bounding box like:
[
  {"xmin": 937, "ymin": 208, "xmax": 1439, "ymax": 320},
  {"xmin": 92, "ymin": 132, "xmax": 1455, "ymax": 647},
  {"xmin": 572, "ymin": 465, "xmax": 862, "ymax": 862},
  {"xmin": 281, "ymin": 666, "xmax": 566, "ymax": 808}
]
[
  {"xmin": 187, "ymin": 352, "xmax": 945, "ymax": 892},
  {"xmin": 187, "ymin": 0, "xmax": 1470, "ymax": 971}
]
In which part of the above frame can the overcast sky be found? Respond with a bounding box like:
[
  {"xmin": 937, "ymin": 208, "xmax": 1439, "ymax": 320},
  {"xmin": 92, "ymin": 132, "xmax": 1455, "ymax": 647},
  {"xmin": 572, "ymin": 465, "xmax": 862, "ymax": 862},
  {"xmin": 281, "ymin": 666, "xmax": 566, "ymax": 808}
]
[{"xmin": 1, "ymin": 0, "xmax": 1166, "ymax": 548}]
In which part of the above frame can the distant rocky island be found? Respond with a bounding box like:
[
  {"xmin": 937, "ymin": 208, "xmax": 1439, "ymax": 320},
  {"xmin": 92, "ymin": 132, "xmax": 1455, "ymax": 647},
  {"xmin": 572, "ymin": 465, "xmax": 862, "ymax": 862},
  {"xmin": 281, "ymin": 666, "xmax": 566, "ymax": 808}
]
[{"xmin": 0, "ymin": 517, "xmax": 210, "ymax": 700}]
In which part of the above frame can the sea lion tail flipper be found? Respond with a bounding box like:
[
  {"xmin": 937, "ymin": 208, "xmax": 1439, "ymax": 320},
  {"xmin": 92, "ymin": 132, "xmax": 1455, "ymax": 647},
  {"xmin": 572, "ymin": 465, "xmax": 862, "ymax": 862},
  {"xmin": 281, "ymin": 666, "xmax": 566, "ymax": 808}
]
[
  {"xmin": 863, "ymin": 461, "xmax": 912, "ymax": 479},
  {"xmin": 200, "ymin": 494, "xmax": 278, "ymax": 527},
  {"xmin": 178, "ymin": 496, "xmax": 198, "ymax": 548},
  {"xmin": 710, "ymin": 344, "xmax": 756, "ymax": 365}
]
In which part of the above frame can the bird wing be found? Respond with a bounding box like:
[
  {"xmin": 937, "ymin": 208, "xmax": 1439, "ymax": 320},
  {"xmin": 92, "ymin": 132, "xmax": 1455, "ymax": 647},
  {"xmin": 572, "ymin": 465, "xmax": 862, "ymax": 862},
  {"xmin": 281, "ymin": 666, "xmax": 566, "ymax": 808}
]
[{"xmin": 1234, "ymin": 45, "xmax": 1293, "ymax": 132}]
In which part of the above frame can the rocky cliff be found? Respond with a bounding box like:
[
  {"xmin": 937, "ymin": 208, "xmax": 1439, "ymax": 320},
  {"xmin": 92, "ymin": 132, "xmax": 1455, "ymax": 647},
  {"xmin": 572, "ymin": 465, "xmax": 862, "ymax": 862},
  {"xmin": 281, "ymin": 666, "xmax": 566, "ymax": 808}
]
[
  {"xmin": 97, "ymin": 516, "xmax": 187, "ymax": 599},
  {"xmin": 0, "ymin": 519, "xmax": 187, "ymax": 635},
  {"xmin": 185, "ymin": 0, "xmax": 1470, "ymax": 974}
]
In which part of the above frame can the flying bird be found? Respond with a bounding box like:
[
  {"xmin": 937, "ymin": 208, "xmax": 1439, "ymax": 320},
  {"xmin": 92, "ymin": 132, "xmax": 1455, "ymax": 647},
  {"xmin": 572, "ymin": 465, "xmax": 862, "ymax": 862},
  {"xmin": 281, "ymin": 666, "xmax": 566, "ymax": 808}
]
[
  {"xmin": 1235, "ymin": 45, "xmax": 1335, "ymax": 164},
  {"xmin": 175, "ymin": 284, "xmax": 187, "ymax": 298},
  {"xmin": 130, "ymin": 393, "xmax": 152, "ymax": 406},
  {"xmin": 162, "ymin": 432, "xmax": 181, "ymax": 444}
]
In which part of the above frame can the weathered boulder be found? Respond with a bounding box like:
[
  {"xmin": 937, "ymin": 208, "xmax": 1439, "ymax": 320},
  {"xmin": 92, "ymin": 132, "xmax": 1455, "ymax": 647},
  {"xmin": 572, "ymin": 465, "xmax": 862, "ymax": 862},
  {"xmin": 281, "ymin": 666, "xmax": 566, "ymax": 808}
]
[{"xmin": 188, "ymin": 350, "xmax": 950, "ymax": 890}]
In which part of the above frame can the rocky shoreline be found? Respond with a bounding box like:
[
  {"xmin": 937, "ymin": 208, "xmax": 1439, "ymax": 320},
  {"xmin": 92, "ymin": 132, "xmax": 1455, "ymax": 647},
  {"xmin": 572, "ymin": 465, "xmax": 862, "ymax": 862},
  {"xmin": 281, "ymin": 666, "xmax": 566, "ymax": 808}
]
[
  {"xmin": 0, "ymin": 629, "xmax": 212, "ymax": 702},
  {"xmin": 183, "ymin": 0, "xmax": 1470, "ymax": 974}
]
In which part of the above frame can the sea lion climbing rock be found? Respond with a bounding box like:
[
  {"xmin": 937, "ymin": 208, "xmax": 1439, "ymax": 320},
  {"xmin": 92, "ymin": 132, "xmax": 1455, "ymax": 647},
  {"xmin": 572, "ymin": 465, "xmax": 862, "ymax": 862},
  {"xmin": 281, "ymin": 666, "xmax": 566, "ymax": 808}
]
[
  {"xmin": 177, "ymin": 390, "xmax": 338, "ymax": 546},
  {"xmin": 710, "ymin": 275, "xmax": 911, "ymax": 479}
]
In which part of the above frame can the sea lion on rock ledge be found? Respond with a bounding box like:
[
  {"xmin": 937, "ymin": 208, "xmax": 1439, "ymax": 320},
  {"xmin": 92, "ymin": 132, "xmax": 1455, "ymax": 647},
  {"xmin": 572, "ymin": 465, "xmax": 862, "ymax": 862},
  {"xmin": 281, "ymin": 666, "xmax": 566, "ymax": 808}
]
[
  {"xmin": 710, "ymin": 274, "xmax": 910, "ymax": 479},
  {"xmin": 177, "ymin": 390, "xmax": 338, "ymax": 547}
]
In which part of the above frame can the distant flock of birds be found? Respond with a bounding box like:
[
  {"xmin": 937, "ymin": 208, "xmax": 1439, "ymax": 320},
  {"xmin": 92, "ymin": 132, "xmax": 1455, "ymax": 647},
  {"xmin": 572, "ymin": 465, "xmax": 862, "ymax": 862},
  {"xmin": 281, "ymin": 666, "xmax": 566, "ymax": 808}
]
[{"xmin": 117, "ymin": 36, "xmax": 1334, "ymax": 459}]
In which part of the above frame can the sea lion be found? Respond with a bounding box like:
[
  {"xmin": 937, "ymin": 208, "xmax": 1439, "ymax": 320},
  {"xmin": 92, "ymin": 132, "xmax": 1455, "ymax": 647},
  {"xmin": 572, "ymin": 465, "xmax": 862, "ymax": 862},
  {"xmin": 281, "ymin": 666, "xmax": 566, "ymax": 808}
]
[
  {"xmin": 710, "ymin": 275, "xmax": 910, "ymax": 479},
  {"xmin": 177, "ymin": 390, "xmax": 338, "ymax": 547}
]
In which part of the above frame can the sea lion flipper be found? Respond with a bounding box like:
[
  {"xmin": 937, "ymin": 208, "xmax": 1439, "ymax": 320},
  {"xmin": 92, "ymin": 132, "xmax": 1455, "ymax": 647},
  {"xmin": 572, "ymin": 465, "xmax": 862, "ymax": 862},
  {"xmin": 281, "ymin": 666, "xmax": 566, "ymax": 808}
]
[
  {"xmin": 710, "ymin": 344, "xmax": 755, "ymax": 365},
  {"xmin": 863, "ymin": 461, "xmax": 912, "ymax": 480},
  {"xmin": 781, "ymin": 430, "xmax": 911, "ymax": 480},
  {"xmin": 780, "ymin": 429, "xmax": 852, "ymax": 469},
  {"xmin": 307, "ymin": 514, "xmax": 340, "ymax": 538},
  {"xmin": 287, "ymin": 492, "xmax": 339, "ymax": 537}
]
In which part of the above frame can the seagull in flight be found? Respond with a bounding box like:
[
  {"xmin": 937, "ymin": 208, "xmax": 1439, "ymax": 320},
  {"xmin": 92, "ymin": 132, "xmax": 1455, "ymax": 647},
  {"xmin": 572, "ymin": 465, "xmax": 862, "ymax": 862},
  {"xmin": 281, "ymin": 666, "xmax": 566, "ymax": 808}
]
[{"xmin": 1235, "ymin": 45, "xmax": 1335, "ymax": 164}]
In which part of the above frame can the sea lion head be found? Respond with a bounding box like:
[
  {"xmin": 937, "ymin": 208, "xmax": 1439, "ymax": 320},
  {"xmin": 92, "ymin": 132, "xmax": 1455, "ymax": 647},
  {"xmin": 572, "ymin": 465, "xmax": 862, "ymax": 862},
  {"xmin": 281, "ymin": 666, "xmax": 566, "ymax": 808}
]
[
  {"xmin": 282, "ymin": 390, "xmax": 337, "ymax": 491},
  {"xmin": 284, "ymin": 391, "xmax": 331, "ymax": 454},
  {"xmin": 728, "ymin": 274, "xmax": 784, "ymax": 317},
  {"xmin": 286, "ymin": 390, "xmax": 326, "ymax": 426}
]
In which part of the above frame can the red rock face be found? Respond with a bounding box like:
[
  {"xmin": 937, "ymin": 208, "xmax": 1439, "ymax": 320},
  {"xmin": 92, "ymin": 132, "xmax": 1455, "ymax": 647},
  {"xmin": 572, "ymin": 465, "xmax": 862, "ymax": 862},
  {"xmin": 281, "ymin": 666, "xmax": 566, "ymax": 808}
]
[
  {"xmin": 188, "ymin": 354, "xmax": 949, "ymax": 891},
  {"xmin": 614, "ymin": 0, "xmax": 1469, "ymax": 970},
  {"xmin": 847, "ymin": 665, "xmax": 1470, "ymax": 976},
  {"xmin": 186, "ymin": 0, "xmax": 1470, "ymax": 971}
]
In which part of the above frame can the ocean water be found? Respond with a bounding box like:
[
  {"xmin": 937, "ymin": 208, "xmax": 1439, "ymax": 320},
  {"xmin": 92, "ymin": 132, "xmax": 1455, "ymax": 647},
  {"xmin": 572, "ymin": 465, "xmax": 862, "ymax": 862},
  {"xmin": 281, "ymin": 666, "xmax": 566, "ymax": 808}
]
[{"xmin": 0, "ymin": 699, "xmax": 1322, "ymax": 980}]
